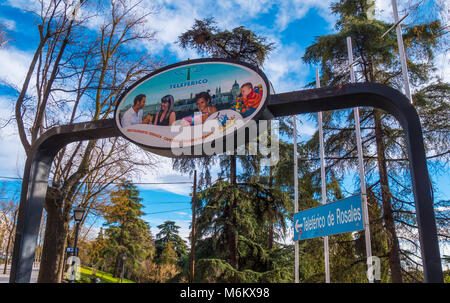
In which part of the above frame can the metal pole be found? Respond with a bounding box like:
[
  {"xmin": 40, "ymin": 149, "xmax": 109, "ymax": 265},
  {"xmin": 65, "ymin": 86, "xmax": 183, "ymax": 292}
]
[
  {"xmin": 73, "ymin": 222, "xmax": 80, "ymax": 257},
  {"xmin": 391, "ymin": 0, "xmax": 413, "ymax": 103},
  {"xmin": 189, "ymin": 170, "xmax": 197, "ymax": 283},
  {"xmin": 346, "ymin": 37, "xmax": 373, "ymax": 281},
  {"xmin": 71, "ymin": 222, "xmax": 80, "ymax": 282},
  {"xmin": 293, "ymin": 115, "xmax": 299, "ymax": 283},
  {"xmin": 381, "ymin": 13, "xmax": 409, "ymax": 39},
  {"xmin": 316, "ymin": 69, "xmax": 330, "ymax": 283}
]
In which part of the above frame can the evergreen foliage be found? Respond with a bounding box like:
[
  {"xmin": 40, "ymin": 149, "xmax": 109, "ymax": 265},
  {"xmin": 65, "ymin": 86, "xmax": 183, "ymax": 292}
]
[
  {"xmin": 301, "ymin": 0, "xmax": 449, "ymax": 282},
  {"xmin": 100, "ymin": 182, "xmax": 154, "ymax": 281},
  {"xmin": 80, "ymin": 1, "xmax": 448, "ymax": 283}
]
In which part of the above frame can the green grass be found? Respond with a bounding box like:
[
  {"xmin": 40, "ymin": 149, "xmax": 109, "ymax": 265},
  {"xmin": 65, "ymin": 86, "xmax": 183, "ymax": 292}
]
[{"xmin": 78, "ymin": 266, "xmax": 135, "ymax": 283}]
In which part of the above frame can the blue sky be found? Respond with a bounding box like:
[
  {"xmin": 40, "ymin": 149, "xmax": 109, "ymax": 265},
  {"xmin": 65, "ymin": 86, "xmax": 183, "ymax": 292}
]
[{"xmin": 0, "ymin": 0, "xmax": 448, "ymax": 246}]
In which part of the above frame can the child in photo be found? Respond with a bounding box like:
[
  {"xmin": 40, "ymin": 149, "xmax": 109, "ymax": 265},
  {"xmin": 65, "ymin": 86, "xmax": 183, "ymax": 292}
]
[{"xmin": 232, "ymin": 82, "xmax": 263, "ymax": 118}]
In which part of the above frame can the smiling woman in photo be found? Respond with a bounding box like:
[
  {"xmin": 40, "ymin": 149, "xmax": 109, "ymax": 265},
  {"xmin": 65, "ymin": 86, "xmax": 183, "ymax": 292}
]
[
  {"xmin": 154, "ymin": 95, "xmax": 176, "ymax": 126},
  {"xmin": 180, "ymin": 91, "xmax": 217, "ymax": 126},
  {"xmin": 195, "ymin": 91, "xmax": 217, "ymax": 123}
]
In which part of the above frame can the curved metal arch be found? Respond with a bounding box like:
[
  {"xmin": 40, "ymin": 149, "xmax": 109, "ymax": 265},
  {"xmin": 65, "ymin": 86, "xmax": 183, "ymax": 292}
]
[
  {"xmin": 9, "ymin": 119, "xmax": 119, "ymax": 283},
  {"xmin": 10, "ymin": 83, "xmax": 443, "ymax": 282}
]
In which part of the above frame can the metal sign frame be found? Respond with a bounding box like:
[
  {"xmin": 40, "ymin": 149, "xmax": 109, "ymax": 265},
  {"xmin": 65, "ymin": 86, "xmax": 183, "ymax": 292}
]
[{"xmin": 9, "ymin": 82, "xmax": 443, "ymax": 282}]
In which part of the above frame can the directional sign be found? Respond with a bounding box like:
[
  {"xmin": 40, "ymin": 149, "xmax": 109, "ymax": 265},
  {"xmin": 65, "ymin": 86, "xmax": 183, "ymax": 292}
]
[
  {"xmin": 65, "ymin": 247, "xmax": 79, "ymax": 254},
  {"xmin": 294, "ymin": 194, "xmax": 364, "ymax": 241}
]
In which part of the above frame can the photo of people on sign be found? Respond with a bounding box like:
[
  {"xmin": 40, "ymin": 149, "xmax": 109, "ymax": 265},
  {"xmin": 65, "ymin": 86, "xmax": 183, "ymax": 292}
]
[{"xmin": 115, "ymin": 61, "xmax": 267, "ymax": 150}]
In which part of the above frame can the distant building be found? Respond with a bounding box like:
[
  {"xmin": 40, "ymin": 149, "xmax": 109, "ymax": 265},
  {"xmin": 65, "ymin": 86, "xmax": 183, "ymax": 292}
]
[
  {"xmin": 210, "ymin": 80, "xmax": 240, "ymax": 110},
  {"xmin": 231, "ymin": 80, "xmax": 240, "ymax": 99}
]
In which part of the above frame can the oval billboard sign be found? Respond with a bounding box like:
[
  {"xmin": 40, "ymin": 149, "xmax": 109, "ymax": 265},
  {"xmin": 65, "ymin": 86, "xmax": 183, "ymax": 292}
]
[{"xmin": 114, "ymin": 58, "xmax": 271, "ymax": 157}]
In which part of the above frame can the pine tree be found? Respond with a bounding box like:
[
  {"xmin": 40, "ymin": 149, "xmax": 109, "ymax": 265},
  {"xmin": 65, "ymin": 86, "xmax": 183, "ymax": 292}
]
[
  {"xmin": 178, "ymin": 17, "xmax": 274, "ymax": 67},
  {"xmin": 176, "ymin": 17, "xmax": 275, "ymax": 270},
  {"xmin": 302, "ymin": 0, "xmax": 449, "ymax": 282},
  {"xmin": 88, "ymin": 228, "xmax": 107, "ymax": 271},
  {"xmin": 159, "ymin": 242, "xmax": 179, "ymax": 265},
  {"xmin": 102, "ymin": 181, "xmax": 154, "ymax": 279},
  {"xmin": 155, "ymin": 220, "xmax": 188, "ymax": 260}
]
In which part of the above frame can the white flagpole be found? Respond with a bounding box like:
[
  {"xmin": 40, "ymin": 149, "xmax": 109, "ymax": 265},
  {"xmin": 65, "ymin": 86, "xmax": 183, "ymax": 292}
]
[
  {"xmin": 316, "ymin": 69, "xmax": 330, "ymax": 283},
  {"xmin": 346, "ymin": 36, "xmax": 373, "ymax": 282},
  {"xmin": 293, "ymin": 114, "xmax": 299, "ymax": 283},
  {"xmin": 391, "ymin": 0, "xmax": 413, "ymax": 103}
]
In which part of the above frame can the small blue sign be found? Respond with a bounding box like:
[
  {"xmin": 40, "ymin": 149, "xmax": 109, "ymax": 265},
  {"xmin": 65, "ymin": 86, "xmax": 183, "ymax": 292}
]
[
  {"xmin": 66, "ymin": 247, "xmax": 79, "ymax": 254},
  {"xmin": 294, "ymin": 194, "xmax": 364, "ymax": 241}
]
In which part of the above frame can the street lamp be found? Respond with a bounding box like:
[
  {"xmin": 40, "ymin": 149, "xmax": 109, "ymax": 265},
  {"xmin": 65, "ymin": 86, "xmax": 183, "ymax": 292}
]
[
  {"xmin": 73, "ymin": 207, "xmax": 84, "ymax": 223},
  {"xmin": 121, "ymin": 253, "xmax": 127, "ymax": 283},
  {"xmin": 73, "ymin": 207, "xmax": 85, "ymax": 257},
  {"xmin": 70, "ymin": 206, "xmax": 85, "ymax": 282}
]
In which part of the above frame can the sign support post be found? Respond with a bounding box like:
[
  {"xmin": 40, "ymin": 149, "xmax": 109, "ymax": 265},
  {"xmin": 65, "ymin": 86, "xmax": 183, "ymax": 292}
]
[
  {"xmin": 346, "ymin": 37, "xmax": 373, "ymax": 281},
  {"xmin": 316, "ymin": 69, "xmax": 330, "ymax": 283},
  {"xmin": 293, "ymin": 115, "xmax": 299, "ymax": 283},
  {"xmin": 391, "ymin": 0, "xmax": 413, "ymax": 103}
]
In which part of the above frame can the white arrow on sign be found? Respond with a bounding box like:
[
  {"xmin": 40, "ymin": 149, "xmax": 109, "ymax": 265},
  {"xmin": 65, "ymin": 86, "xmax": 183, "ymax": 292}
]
[{"xmin": 295, "ymin": 219, "xmax": 303, "ymax": 233}]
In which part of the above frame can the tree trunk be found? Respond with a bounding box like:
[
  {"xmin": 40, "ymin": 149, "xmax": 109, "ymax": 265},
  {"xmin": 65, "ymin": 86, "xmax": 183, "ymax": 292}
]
[
  {"xmin": 113, "ymin": 254, "xmax": 122, "ymax": 278},
  {"xmin": 113, "ymin": 225, "xmax": 125, "ymax": 278},
  {"xmin": 38, "ymin": 139, "xmax": 97, "ymax": 282},
  {"xmin": 268, "ymin": 165, "xmax": 274, "ymax": 250},
  {"xmin": 189, "ymin": 170, "xmax": 197, "ymax": 282},
  {"xmin": 37, "ymin": 188, "xmax": 69, "ymax": 283},
  {"xmin": 374, "ymin": 109, "xmax": 403, "ymax": 283},
  {"xmin": 2, "ymin": 234, "xmax": 11, "ymax": 274},
  {"xmin": 3, "ymin": 209, "xmax": 18, "ymax": 274}
]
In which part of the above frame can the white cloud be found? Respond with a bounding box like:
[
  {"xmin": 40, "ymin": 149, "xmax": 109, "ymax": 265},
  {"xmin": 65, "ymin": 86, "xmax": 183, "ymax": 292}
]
[
  {"xmin": 136, "ymin": 0, "xmax": 337, "ymax": 63},
  {"xmin": 137, "ymin": 1, "xmax": 200, "ymax": 58},
  {"xmin": 274, "ymin": 0, "xmax": 335, "ymax": 32},
  {"xmin": 0, "ymin": 47, "xmax": 32, "ymax": 89},
  {"xmin": 176, "ymin": 219, "xmax": 192, "ymax": 243},
  {"xmin": 263, "ymin": 43, "xmax": 310, "ymax": 93},
  {"xmin": 297, "ymin": 115, "xmax": 317, "ymax": 137},
  {"xmin": 136, "ymin": 155, "xmax": 193, "ymax": 196},
  {"xmin": 435, "ymin": 51, "xmax": 450, "ymax": 83},
  {"xmin": 4, "ymin": 0, "xmax": 42, "ymax": 11},
  {"xmin": 275, "ymin": 2, "xmax": 310, "ymax": 32},
  {"xmin": 225, "ymin": 0, "xmax": 274, "ymax": 18},
  {"xmin": 0, "ymin": 96, "xmax": 26, "ymax": 178},
  {"xmin": 374, "ymin": 0, "xmax": 394, "ymax": 22},
  {"xmin": 131, "ymin": 147, "xmax": 223, "ymax": 197},
  {"xmin": 0, "ymin": 17, "xmax": 16, "ymax": 31},
  {"xmin": 175, "ymin": 211, "xmax": 189, "ymax": 216},
  {"xmin": 396, "ymin": 222, "xmax": 450, "ymax": 269},
  {"xmin": 373, "ymin": 0, "xmax": 445, "ymax": 24}
]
